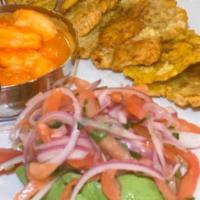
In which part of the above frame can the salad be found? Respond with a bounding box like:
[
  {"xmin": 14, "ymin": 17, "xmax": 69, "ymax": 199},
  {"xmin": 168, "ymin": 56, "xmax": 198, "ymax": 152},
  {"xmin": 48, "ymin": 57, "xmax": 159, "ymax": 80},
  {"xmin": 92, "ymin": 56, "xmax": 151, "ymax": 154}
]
[{"xmin": 0, "ymin": 77, "xmax": 200, "ymax": 200}]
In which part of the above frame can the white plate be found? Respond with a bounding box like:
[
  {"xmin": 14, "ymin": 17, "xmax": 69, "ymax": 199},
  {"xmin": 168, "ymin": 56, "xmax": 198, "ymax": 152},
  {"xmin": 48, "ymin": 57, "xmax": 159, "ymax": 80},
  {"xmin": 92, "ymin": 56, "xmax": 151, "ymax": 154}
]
[{"xmin": 0, "ymin": 0, "xmax": 200, "ymax": 199}]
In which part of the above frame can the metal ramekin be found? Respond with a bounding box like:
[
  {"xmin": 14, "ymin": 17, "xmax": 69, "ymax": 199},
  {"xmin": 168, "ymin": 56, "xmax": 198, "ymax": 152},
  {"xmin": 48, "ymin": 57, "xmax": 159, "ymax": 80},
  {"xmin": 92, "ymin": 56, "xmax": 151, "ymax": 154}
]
[{"xmin": 0, "ymin": 4, "xmax": 78, "ymax": 121}]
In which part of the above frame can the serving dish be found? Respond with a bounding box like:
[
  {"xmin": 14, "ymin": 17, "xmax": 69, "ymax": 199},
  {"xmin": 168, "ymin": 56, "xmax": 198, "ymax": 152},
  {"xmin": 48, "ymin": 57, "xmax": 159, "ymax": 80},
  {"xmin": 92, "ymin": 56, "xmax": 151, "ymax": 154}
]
[{"xmin": 0, "ymin": 4, "xmax": 77, "ymax": 120}]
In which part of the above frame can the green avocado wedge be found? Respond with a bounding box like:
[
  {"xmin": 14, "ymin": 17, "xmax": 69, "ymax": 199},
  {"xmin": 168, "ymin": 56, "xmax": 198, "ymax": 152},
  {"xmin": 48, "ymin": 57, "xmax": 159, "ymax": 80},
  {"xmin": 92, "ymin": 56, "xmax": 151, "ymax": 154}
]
[
  {"xmin": 16, "ymin": 168, "xmax": 164, "ymax": 200},
  {"xmin": 119, "ymin": 174, "xmax": 164, "ymax": 200},
  {"xmin": 76, "ymin": 174, "xmax": 164, "ymax": 200},
  {"xmin": 76, "ymin": 181, "xmax": 107, "ymax": 200}
]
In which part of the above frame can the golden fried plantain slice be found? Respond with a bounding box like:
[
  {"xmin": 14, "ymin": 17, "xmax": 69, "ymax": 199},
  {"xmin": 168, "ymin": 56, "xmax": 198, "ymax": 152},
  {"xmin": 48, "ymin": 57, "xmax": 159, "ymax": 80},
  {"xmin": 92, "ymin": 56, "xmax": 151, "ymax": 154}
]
[
  {"xmin": 78, "ymin": 27, "xmax": 100, "ymax": 59},
  {"xmin": 99, "ymin": 18, "xmax": 143, "ymax": 48},
  {"xmin": 146, "ymin": 64, "xmax": 200, "ymax": 108},
  {"xmin": 123, "ymin": 31, "xmax": 200, "ymax": 84},
  {"xmin": 113, "ymin": 39, "xmax": 161, "ymax": 70},
  {"xmin": 61, "ymin": 0, "xmax": 79, "ymax": 11},
  {"xmin": 92, "ymin": 38, "xmax": 161, "ymax": 70},
  {"xmin": 78, "ymin": 8, "xmax": 120, "ymax": 59},
  {"xmin": 136, "ymin": 0, "xmax": 188, "ymax": 41},
  {"xmin": 98, "ymin": 0, "xmax": 150, "ymax": 48},
  {"xmin": 65, "ymin": 0, "xmax": 119, "ymax": 36},
  {"xmin": 6, "ymin": 0, "xmax": 57, "ymax": 10},
  {"xmin": 119, "ymin": 0, "xmax": 149, "ymax": 10},
  {"xmin": 91, "ymin": 0, "xmax": 153, "ymax": 68}
]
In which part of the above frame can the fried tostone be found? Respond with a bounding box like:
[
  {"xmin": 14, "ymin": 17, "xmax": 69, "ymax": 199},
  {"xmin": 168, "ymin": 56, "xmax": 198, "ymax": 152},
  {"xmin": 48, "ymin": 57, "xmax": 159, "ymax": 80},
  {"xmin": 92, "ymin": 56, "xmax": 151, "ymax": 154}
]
[
  {"xmin": 65, "ymin": 0, "xmax": 119, "ymax": 36},
  {"xmin": 6, "ymin": 0, "xmax": 57, "ymax": 10},
  {"xmin": 146, "ymin": 64, "xmax": 200, "ymax": 108},
  {"xmin": 92, "ymin": 38, "xmax": 161, "ymax": 70},
  {"xmin": 123, "ymin": 31, "xmax": 200, "ymax": 84},
  {"xmin": 136, "ymin": 0, "xmax": 188, "ymax": 41},
  {"xmin": 78, "ymin": 8, "xmax": 120, "ymax": 59}
]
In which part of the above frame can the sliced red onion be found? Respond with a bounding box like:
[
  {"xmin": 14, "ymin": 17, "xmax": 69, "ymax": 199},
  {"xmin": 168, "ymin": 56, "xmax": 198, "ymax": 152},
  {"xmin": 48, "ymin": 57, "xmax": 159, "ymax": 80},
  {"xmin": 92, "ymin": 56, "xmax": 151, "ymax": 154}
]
[
  {"xmin": 23, "ymin": 130, "xmax": 37, "ymax": 162},
  {"xmin": 96, "ymin": 89, "xmax": 111, "ymax": 109},
  {"xmin": 147, "ymin": 120, "xmax": 166, "ymax": 167},
  {"xmin": 153, "ymin": 151, "xmax": 162, "ymax": 172},
  {"xmin": 37, "ymin": 149, "xmax": 61, "ymax": 162},
  {"xmin": 95, "ymin": 88, "xmax": 152, "ymax": 107},
  {"xmin": 108, "ymin": 105, "xmax": 127, "ymax": 124},
  {"xmin": 50, "ymin": 125, "xmax": 68, "ymax": 138},
  {"xmin": 121, "ymin": 139, "xmax": 153, "ymax": 158},
  {"xmin": 153, "ymin": 122, "xmax": 185, "ymax": 150},
  {"xmin": 89, "ymin": 79, "xmax": 101, "ymax": 90},
  {"xmin": 69, "ymin": 161, "xmax": 163, "ymax": 200},
  {"xmin": 36, "ymin": 137, "xmax": 69, "ymax": 151},
  {"xmin": 167, "ymin": 163, "xmax": 180, "ymax": 180},
  {"xmin": 36, "ymin": 136, "xmax": 93, "ymax": 152},
  {"xmin": 12, "ymin": 91, "xmax": 53, "ymax": 141},
  {"xmin": 177, "ymin": 131, "xmax": 200, "ymax": 149},
  {"xmin": 95, "ymin": 115, "xmax": 119, "ymax": 125},
  {"xmin": 143, "ymin": 102, "xmax": 179, "ymax": 128},
  {"xmin": 31, "ymin": 177, "xmax": 58, "ymax": 200},
  {"xmin": 39, "ymin": 111, "xmax": 74, "ymax": 126},
  {"xmin": 80, "ymin": 117, "xmax": 145, "ymax": 141},
  {"xmin": 29, "ymin": 108, "xmax": 42, "ymax": 126},
  {"xmin": 48, "ymin": 88, "xmax": 81, "ymax": 164},
  {"xmin": 67, "ymin": 147, "xmax": 89, "ymax": 160},
  {"xmin": 37, "ymin": 147, "xmax": 89, "ymax": 163},
  {"xmin": 49, "ymin": 122, "xmax": 79, "ymax": 165},
  {"xmin": 0, "ymin": 156, "xmax": 24, "ymax": 171}
]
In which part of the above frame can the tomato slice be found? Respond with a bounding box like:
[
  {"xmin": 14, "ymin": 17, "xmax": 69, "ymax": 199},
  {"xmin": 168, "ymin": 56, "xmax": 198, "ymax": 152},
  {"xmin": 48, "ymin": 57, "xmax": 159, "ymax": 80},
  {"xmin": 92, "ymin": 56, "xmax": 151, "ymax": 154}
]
[
  {"xmin": 77, "ymin": 89, "xmax": 101, "ymax": 118},
  {"xmin": 177, "ymin": 118, "xmax": 200, "ymax": 134},
  {"xmin": 66, "ymin": 151, "xmax": 96, "ymax": 170},
  {"xmin": 42, "ymin": 89, "xmax": 63, "ymax": 115},
  {"xmin": 0, "ymin": 148, "xmax": 22, "ymax": 164},
  {"xmin": 101, "ymin": 170, "xmax": 120, "ymax": 200},
  {"xmin": 124, "ymin": 94, "xmax": 145, "ymax": 120},
  {"xmin": 166, "ymin": 146, "xmax": 200, "ymax": 200}
]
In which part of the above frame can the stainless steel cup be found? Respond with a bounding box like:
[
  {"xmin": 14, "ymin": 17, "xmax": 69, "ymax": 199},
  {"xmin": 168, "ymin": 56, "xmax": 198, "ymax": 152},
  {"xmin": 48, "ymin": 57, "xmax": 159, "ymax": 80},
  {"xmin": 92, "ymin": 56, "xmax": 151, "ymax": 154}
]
[{"xmin": 0, "ymin": 4, "xmax": 77, "ymax": 121}]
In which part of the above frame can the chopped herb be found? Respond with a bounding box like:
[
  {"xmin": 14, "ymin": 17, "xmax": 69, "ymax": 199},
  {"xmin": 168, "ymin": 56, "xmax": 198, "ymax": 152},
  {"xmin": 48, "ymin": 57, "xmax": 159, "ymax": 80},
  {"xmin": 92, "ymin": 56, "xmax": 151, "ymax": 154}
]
[
  {"xmin": 75, "ymin": 92, "xmax": 80, "ymax": 96},
  {"xmin": 48, "ymin": 120, "xmax": 63, "ymax": 129},
  {"xmin": 83, "ymin": 98, "xmax": 89, "ymax": 115},
  {"xmin": 172, "ymin": 132, "xmax": 179, "ymax": 140},
  {"xmin": 78, "ymin": 122, "xmax": 84, "ymax": 130},
  {"xmin": 175, "ymin": 168, "xmax": 182, "ymax": 180},
  {"xmin": 168, "ymin": 125, "xmax": 175, "ymax": 130},
  {"xmin": 123, "ymin": 120, "xmax": 134, "ymax": 129},
  {"xmin": 130, "ymin": 151, "xmax": 142, "ymax": 160},
  {"xmin": 90, "ymin": 129, "xmax": 107, "ymax": 143},
  {"xmin": 121, "ymin": 142, "xmax": 129, "ymax": 150},
  {"xmin": 18, "ymin": 143, "xmax": 24, "ymax": 150},
  {"xmin": 135, "ymin": 117, "xmax": 147, "ymax": 126},
  {"xmin": 35, "ymin": 140, "xmax": 43, "ymax": 145},
  {"xmin": 123, "ymin": 117, "xmax": 147, "ymax": 129}
]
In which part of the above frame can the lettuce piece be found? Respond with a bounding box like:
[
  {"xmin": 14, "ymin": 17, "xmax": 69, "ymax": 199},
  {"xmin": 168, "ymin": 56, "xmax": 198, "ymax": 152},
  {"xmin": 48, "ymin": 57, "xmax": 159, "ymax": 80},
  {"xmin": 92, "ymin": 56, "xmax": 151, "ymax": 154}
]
[
  {"xmin": 119, "ymin": 174, "xmax": 164, "ymax": 200},
  {"xmin": 76, "ymin": 181, "xmax": 107, "ymax": 200},
  {"xmin": 43, "ymin": 172, "xmax": 79, "ymax": 200},
  {"xmin": 15, "ymin": 165, "xmax": 28, "ymax": 185}
]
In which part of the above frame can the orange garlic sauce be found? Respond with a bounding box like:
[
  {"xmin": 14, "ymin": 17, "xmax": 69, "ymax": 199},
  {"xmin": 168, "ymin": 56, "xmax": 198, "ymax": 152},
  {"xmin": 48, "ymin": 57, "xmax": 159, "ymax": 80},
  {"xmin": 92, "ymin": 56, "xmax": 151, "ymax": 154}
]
[{"xmin": 0, "ymin": 10, "xmax": 71, "ymax": 86}]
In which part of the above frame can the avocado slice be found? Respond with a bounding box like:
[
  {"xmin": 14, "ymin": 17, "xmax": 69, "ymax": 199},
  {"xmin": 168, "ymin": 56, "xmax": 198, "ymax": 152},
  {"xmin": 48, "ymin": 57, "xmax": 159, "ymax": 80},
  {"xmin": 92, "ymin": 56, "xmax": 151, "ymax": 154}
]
[{"xmin": 119, "ymin": 174, "xmax": 164, "ymax": 200}]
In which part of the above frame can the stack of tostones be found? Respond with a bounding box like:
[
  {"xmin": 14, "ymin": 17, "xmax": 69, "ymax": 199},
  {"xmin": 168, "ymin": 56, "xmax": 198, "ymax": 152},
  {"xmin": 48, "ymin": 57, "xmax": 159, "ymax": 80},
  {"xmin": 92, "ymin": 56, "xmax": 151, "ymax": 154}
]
[
  {"xmin": 4, "ymin": 0, "xmax": 200, "ymax": 107},
  {"xmin": 5, "ymin": 0, "xmax": 57, "ymax": 10}
]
